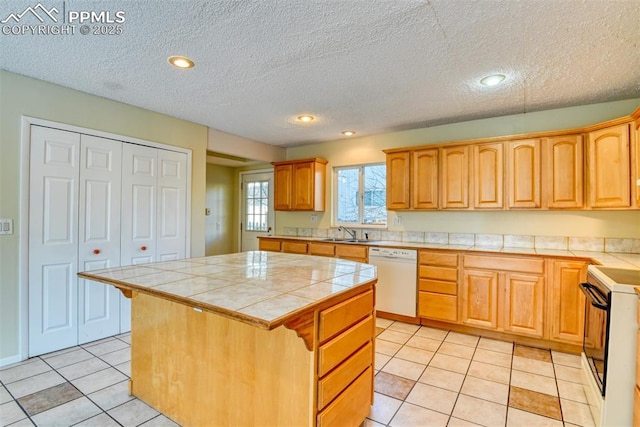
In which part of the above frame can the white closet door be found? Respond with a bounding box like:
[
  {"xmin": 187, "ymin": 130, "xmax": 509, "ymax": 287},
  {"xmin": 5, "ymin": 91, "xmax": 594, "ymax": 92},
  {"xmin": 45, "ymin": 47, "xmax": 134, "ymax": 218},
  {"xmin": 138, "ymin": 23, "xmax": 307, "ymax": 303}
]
[
  {"xmin": 78, "ymin": 135, "xmax": 122, "ymax": 344},
  {"xmin": 157, "ymin": 150, "xmax": 187, "ymax": 261},
  {"xmin": 120, "ymin": 144, "xmax": 157, "ymax": 332},
  {"xmin": 29, "ymin": 126, "xmax": 80, "ymax": 356}
]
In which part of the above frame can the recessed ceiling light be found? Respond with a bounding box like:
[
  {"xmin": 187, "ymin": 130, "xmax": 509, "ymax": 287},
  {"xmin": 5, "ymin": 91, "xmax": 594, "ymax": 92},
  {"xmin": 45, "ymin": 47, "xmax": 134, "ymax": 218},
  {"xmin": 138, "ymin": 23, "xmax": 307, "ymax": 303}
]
[
  {"xmin": 296, "ymin": 115, "xmax": 315, "ymax": 123},
  {"xmin": 480, "ymin": 74, "xmax": 506, "ymax": 86},
  {"xmin": 341, "ymin": 130, "xmax": 356, "ymax": 136},
  {"xmin": 168, "ymin": 56, "xmax": 195, "ymax": 69}
]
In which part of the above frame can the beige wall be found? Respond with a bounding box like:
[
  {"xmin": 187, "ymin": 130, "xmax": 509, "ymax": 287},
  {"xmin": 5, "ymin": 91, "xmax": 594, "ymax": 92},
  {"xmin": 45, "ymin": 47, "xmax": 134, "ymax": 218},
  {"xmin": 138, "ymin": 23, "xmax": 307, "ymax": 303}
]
[
  {"xmin": 278, "ymin": 98, "xmax": 640, "ymax": 238},
  {"xmin": 0, "ymin": 71, "xmax": 208, "ymax": 361},
  {"xmin": 205, "ymin": 164, "xmax": 235, "ymax": 255}
]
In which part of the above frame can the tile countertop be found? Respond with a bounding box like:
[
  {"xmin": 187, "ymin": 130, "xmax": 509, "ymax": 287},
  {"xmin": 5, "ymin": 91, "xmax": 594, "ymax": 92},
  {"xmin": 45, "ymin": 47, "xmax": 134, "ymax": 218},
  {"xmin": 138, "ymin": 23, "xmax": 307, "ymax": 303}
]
[
  {"xmin": 259, "ymin": 235, "xmax": 640, "ymax": 269},
  {"xmin": 78, "ymin": 251, "xmax": 377, "ymax": 330}
]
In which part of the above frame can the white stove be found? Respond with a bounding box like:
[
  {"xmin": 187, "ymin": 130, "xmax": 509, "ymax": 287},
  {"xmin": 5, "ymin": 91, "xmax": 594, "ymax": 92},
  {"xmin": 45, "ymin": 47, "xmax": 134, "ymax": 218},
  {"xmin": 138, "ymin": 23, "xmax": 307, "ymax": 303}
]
[{"xmin": 582, "ymin": 265, "xmax": 640, "ymax": 426}]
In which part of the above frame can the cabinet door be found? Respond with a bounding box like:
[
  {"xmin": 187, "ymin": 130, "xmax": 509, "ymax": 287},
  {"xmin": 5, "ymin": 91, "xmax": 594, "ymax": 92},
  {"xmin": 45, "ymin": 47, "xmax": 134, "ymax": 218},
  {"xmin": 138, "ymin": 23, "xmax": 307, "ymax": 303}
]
[
  {"xmin": 549, "ymin": 260, "xmax": 587, "ymax": 345},
  {"xmin": 473, "ymin": 143, "xmax": 503, "ymax": 209},
  {"xmin": 441, "ymin": 146, "xmax": 469, "ymax": 209},
  {"xmin": 544, "ymin": 135, "xmax": 584, "ymax": 209},
  {"xmin": 507, "ymin": 139, "xmax": 541, "ymax": 208},
  {"xmin": 274, "ymin": 164, "xmax": 292, "ymax": 210},
  {"xmin": 587, "ymin": 123, "xmax": 631, "ymax": 208},
  {"xmin": 292, "ymin": 162, "xmax": 315, "ymax": 210},
  {"xmin": 78, "ymin": 135, "xmax": 122, "ymax": 344},
  {"xmin": 503, "ymin": 273, "xmax": 545, "ymax": 338},
  {"xmin": 28, "ymin": 126, "xmax": 81, "ymax": 356},
  {"xmin": 412, "ymin": 149, "xmax": 438, "ymax": 209},
  {"xmin": 461, "ymin": 269, "xmax": 498, "ymax": 329},
  {"xmin": 635, "ymin": 118, "xmax": 640, "ymax": 207},
  {"xmin": 386, "ymin": 152, "xmax": 410, "ymax": 209}
]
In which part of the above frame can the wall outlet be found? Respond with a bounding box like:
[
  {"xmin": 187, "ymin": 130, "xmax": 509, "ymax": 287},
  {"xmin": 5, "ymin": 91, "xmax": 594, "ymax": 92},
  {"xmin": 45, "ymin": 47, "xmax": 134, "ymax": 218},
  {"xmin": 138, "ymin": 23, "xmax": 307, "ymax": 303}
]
[
  {"xmin": 392, "ymin": 216, "xmax": 401, "ymax": 226},
  {"xmin": 310, "ymin": 214, "xmax": 318, "ymax": 223},
  {"xmin": 0, "ymin": 219, "xmax": 13, "ymax": 235}
]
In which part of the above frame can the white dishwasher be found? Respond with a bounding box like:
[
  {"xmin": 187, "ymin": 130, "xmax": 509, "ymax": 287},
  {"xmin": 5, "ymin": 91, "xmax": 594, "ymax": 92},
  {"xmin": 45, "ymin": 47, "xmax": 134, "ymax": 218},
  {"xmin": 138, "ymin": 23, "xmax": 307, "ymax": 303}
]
[{"xmin": 368, "ymin": 247, "xmax": 418, "ymax": 317}]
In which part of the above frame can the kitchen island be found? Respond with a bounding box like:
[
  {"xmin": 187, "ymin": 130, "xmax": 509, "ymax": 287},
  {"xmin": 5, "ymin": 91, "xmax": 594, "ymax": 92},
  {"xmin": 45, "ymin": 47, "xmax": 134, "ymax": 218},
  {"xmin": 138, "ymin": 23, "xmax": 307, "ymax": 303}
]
[{"xmin": 78, "ymin": 251, "xmax": 377, "ymax": 427}]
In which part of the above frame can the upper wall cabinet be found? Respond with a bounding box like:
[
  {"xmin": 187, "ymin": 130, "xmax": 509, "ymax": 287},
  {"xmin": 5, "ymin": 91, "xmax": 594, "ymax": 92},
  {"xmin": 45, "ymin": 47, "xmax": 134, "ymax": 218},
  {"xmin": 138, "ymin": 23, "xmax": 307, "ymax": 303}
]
[
  {"xmin": 273, "ymin": 158, "xmax": 328, "ymax": 211},
  {"xmin": 386, "ymin": 151, "xmax": 411, "ymax": 209},
  {"xmin": 440, "ymin": 146, "xmax": 469, "ymax": 209},
  {"xmin": 587, "ymin": 124, "xmax": 631, "ymax": 208},
  {"xmin": 383, "ymin": 108, "xmax": 639, "ymax": 211},
  {"xmin": 543, "ymin": 134, "xmax": 584, "ymax": 209},
  {"xmin": 507, "ymin": 139, "xmax": 541, "ymax": 209},
  {"xmin": 472, "ymin": 143, "xmax": 504, "ymax": 209}
]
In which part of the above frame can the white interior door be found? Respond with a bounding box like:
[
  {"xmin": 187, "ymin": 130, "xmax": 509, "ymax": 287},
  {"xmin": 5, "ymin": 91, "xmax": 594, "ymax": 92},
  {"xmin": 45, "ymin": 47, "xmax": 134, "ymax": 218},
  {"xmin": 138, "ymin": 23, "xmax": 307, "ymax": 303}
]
[
  {"xmin": 156, "ymin": 150, "xmax": 187, "ymax": 261},
  {"xmin": 240, "ymin": 171, "xmax": 274, "ymax": 252},
  {"xmin": 77, "ymin": 135, "xmax": 122, "ymax": 344},
  {"xmin": 28, "ymin": 126, "xmax": 80, "ymax": 356}
]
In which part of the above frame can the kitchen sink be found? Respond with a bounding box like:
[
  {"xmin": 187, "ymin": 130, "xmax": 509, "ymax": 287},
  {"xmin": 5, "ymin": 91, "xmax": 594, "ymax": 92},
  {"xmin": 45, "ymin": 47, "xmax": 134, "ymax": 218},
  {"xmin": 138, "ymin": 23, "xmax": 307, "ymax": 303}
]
[{"xmin": 319, "ymin": 238, "xmax": 377, "ymax": 243}]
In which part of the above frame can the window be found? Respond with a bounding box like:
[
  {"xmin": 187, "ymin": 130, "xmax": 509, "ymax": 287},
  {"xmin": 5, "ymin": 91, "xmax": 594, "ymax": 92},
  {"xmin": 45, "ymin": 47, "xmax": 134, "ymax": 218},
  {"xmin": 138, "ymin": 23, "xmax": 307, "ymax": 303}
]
[
  {"xmin": 334, "ymin": 163, "xmax": 386, "ymax": 226},
  {"xmin": 245, "ymin": 180, "xmax": 269, "ymax": 231}
]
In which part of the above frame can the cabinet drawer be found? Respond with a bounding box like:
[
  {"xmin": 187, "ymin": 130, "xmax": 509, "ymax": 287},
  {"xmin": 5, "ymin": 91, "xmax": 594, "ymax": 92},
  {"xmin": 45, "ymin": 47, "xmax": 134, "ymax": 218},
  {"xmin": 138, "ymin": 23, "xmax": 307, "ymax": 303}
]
[
  {"xmin": 418, "ymin": 292, "xmax": 457, "ymax": 322},
  {"xmin": 463, "ymin": 254, "xmax": 544, "ymax": 275},
  {"xmin": 637, "ymin": 330, "xmax": 640, "ymax": 388},
  {"xmin": 309, "ymin": 242, "xmax": 336, "ymax": 257},
  {"xmin": 258, "ymin": 239, "xmax": 281, "ymax": 252},
  {"xmin": 317, "ymin": 366, "xmax": 372, "ymax": 427},
  {"xmin": 318, "ymin": 315, "xmax": 373, "ymax": 377},
  {"xmin": 419, "ymin": 279, "xmax": 457, "ymax": 295},
  {"xmin": 335, "ymin": 244, "xmax": 368, "ymax": 262},
  {"xmin": 419, "ymin": 251, "xmax": 458, "ymax": 267},
  {"xmin": 635, "ymin": 385, "xmax": 640, "ymax": 427},
  {"xmin": 319, "ymin": 291, "xmax": 373, "ymax": 342},
  {"xmin": 282, "ymin": 241, "xmax": 308, "ymax": 254},
  {"xmin": 419, "ymin": 265, "xmax": 458, "ymax": 282},
  {"xmin": 317, "ymin": 342, "xmax": 372, "ymax": 410}
]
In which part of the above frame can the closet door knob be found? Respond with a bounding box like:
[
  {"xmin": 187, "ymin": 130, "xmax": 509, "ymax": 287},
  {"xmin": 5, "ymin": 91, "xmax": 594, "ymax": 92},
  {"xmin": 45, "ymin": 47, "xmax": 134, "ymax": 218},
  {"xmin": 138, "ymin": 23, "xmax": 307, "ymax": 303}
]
[
  {"xmin": 141, "ymin": 246, "xmax": 147, "ymax": 251},
  {"xmin": 93, "ymin": 249, "xmax": 100, "ymax": 254}
]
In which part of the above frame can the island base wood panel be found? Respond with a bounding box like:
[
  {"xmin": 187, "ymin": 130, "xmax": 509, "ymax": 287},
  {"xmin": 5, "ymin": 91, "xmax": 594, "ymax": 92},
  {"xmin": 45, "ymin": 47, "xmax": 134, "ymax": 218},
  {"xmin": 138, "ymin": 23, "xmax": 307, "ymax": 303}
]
[{"xmin": 130, "ymin": 293, "xmax": 315, "ymax": 427}]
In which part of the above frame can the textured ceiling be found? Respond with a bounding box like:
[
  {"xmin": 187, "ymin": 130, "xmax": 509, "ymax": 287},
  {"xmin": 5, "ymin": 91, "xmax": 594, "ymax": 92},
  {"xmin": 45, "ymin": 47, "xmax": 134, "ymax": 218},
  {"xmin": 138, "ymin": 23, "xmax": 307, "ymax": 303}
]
[{"xmin": 1, "ymin": 0, "xmax": 639, "ymax": 147}]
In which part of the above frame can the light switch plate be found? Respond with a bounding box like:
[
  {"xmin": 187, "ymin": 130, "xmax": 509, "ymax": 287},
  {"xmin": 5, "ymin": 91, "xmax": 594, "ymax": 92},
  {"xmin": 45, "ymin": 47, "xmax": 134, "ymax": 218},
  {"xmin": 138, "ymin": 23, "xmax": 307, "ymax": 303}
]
[{"xmin": 0, "ymin": 219, "xmax": 13, "ymax": 235}]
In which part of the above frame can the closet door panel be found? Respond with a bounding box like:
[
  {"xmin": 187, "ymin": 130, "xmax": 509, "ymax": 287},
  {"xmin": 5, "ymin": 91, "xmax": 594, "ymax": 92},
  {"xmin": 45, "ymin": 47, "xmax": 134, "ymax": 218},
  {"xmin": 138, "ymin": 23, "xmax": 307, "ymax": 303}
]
[
  {"xmin": 29, "ymin": 126, "xmax": 80, "ymax": 356},
  {"xmin": 78, "ymin": 135, "xmax": 122, "ymax": 344},
  {"xmin": 157, "ymin": 150, "xmax": 188, "ymax": 261}
]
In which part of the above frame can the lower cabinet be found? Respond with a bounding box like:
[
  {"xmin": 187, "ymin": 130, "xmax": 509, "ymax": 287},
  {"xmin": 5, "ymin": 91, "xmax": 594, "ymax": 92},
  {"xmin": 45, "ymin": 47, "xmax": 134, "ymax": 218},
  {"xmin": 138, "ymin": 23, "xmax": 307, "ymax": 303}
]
[
  {"xmin": 418, "ymin": 251, "xmax": 459, "ymax": 322},
  {"xmin": 549, "ymin": 260, "xmax": 588, "ymax": 344},
  {"xmin": 259, "ymin": 238, "xmax": 368, "ymax": 263},
  {"xmin": 461, "ymin": 254, "xmax": 546, "ymax": 338}
]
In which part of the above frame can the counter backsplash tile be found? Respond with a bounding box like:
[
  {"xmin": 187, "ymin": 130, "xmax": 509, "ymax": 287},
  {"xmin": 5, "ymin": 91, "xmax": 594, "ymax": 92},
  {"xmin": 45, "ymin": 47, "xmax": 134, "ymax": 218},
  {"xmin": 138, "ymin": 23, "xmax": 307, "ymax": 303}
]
[
  {"xmin": 311, "ymin": 228, "xmax": 328, "ymax": 238},
  {"xmin": 402, "ymin": 231, "xmax": 425, "ymax": 243},
  {"xmin": 380, "ymin": 230, "xmax": 402, "ymax": 241},
  {"xmin": 569, "ymin": 237, "xmax": 604, "ymax": 252},
  {"xmin": 449, "ymin": 233, "xmax": 474, "ymax": 246},
  {"xmin": 275, "ymin": 228, "xmax": 639, "ymax": 255},
  {"xmin": 534, "ymin": 236, "xmax": 568, "ymax": 251},
  {"xmin": 425, "ymin": 232, "xmax": 448, "ymax": 244},
  {"xmin": 605, "ymin": 238, "xmax": 640, "ymax": 253},
  {"xmin": 283, "ymin": 227, "xmax": 297, "ymax": 236},
  {"xmin": 475, "ymin": 234, "xmax": 503, "ymax": 247},
  {"xmin": 504, "ymin": 234, "xmax": 534, "ymax": 249},
  {"xmin": 297, "ymin": 228, "xmax": 312, "ymax": 237}
]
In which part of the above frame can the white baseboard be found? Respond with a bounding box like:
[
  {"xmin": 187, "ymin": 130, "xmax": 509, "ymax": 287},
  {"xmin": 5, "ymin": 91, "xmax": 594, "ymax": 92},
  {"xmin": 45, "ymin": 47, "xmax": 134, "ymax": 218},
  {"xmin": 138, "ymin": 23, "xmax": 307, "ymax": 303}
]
[{"xmin": 0, "ymin": 353, "xmax": 25, "ymax": 368}]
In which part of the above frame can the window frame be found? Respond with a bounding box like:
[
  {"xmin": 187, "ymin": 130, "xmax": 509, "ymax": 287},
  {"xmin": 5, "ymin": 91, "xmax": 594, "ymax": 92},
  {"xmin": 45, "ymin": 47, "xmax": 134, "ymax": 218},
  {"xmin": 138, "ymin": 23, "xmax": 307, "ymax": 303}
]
[{"xmin": 332, "ymin": 162, "xmax": 387, "ymax": 228}]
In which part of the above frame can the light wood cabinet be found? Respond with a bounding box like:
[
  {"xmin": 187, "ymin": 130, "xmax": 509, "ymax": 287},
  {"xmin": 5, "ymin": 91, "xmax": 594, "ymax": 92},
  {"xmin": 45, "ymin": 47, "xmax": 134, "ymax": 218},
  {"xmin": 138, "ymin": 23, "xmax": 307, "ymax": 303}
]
[
  {"xmin": 587, "ymin": 124, "xmax": 631, "ymax": 208},
  {"xmin": 335, "ymin": 244, "xmax": 368, "ymax": 263},
  {"xmin": 259, "ymin": 238, "xmax": 367, "ymax": 263},
  {"xmin": 461, "ymin": 254, "xmax": 546, "ymax": 337},
  {"xmin": 461, "ymin": 269, "xmax": 499, "ymax": 329},
  {"xmin": 272, "ymin": 158, "xmax": 328, "ymax": 211},
  {"xmin": 503, "ymin": 272, "xmax": 545, "ymax": 338},
  {"xmin": 440, "ymin": 146, "xmax": 469, "ymax": 209},
  {"xmin": 283, "ymin": 241, "xmax": 308, "ymax": 254},
  {"xmin": 413, "ymin": 149, "xmax": 439, "ymax": 209},
  {"xmin": 543, "ymin": 135, "xmax": 584, "ymax": 209},
  {"xmin": 507, "ymin": 139, "xmax": 541, "ymax": 208},
  {"xmin": 634, "ymin": 118, "xmax": 640, "ymax": 207},
  {"xmin": 418, "ymin": 250, "xmax": 459, "ymax": 322},
  {"xmin": 472, "ymin": 142, "xmax": 504, "ymax": 209},
  {"xmin": 549, "ymin": 260, "xmax": 587, "ymax": 345},
  {"xmin": 386, "ymin": 151, "xmax": 411, "ymax": 209}
]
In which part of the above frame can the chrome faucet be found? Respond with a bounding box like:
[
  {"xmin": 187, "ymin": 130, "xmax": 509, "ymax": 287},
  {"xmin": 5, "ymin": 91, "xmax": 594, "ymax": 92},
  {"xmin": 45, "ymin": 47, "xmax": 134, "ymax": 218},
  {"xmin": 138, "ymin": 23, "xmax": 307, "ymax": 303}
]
[{"xmin": 339, "ymin": 226, "xmax": 357, "ymax": 239}]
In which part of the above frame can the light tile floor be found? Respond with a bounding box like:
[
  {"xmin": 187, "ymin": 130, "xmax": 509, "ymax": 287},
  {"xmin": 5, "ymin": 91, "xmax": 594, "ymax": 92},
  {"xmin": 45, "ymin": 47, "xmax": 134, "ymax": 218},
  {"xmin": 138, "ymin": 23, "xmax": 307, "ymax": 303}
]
[{"xmin": 0, "ymin": 320, "xmax": 595, "ymax": 427}]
